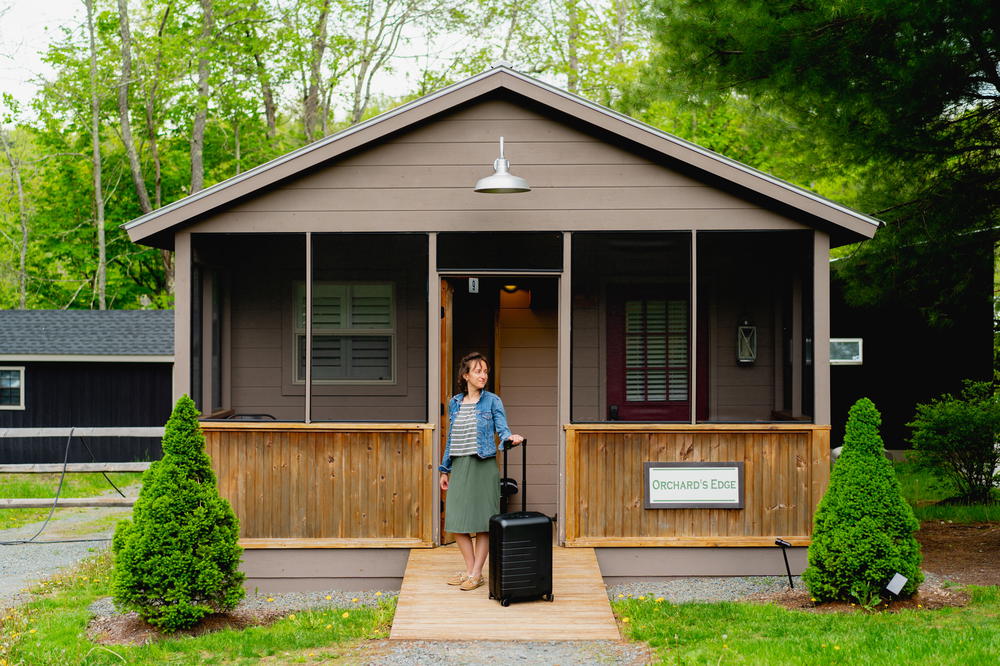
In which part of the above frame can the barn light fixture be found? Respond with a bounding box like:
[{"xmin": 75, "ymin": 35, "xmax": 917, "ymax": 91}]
[{"xmin": 474, "ymin": 137, "xmax": 531, "ymax": 193}]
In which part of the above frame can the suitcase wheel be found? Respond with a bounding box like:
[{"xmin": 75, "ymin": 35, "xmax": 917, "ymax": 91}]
[
  {"xmin": 544, "ymin": 593, "xmax": 554, "ymax": 602},
  {"xmin": 500, "ymin": 598, "xmax": 510, "ymax": 607}
]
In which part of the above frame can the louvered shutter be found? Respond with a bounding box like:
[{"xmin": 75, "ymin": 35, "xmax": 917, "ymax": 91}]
[{"xmin": 622, "ymin": 298, "xmax": 688, "ymax": 403}]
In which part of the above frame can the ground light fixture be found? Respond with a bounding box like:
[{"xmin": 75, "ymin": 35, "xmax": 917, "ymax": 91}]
[
  {"xmin": 775, "ymin": 538, "xmax": 794, "ymax": 588},
  {"xmin": 474, "ymin": 136, "xmax": 531, "ymax": 193}
]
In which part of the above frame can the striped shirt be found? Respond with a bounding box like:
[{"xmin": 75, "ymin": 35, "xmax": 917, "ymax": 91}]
[{"xmin": 448, "ymin": 403, "xmax": 478, "ymax": 457}]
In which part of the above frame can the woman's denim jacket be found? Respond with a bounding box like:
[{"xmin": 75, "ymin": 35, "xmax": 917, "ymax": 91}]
[{"xmin": 438, "ymin": 390, "xmax": 512, "ymax": 473}]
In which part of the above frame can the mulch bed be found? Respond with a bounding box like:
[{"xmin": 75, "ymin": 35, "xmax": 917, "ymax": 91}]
[
  {"xmin": 749, "ymin": 580, "xmax": 970, "ymax": 614},
  {"xmin": 87, "ymin": 608, "xmax": 286, "ymax": 646},
  {"xmin": 915, "ymin": 521, "xmax": 1000, "ymax": 586}
]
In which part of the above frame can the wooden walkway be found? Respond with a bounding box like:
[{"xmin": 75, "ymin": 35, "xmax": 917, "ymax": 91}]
[{"xmin": 390, "ymin": 545, "xmax": 619, "ymax": 641}]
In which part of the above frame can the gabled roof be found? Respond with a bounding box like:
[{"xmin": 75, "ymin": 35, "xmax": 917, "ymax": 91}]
[
  {"xmin": 0, "ymin": 310, "xmax": 173, "ymax": 361},
  {"xmin": 124, "ymin": 66, "xmax": 880, "ymax": 248}
]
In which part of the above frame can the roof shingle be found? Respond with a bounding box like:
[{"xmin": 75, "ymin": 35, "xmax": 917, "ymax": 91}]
[{"xmin": 0, "ymin": 310, "xmax": 173, "ymax": 356}]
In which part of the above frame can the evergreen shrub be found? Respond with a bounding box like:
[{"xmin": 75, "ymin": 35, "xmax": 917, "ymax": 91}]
[
  {"xmin": 112, "ymin": 395, "xmax": 245, "ymax": 631},
  {"xmin": 908, "ymin": 380, "xmax": 1000, "ymax": 504},
  {"xmin": 803, "ymin": 398, "xmax": 923, "ymax": 603}
]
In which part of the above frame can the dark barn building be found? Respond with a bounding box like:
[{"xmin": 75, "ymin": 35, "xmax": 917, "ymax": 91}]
[{"xmin": 0, "ymin": 310, "xmax": 173, "ymax": 463}]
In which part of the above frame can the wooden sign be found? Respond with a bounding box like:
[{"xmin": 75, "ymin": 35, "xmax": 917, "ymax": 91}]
[{"xmin": 643, "ymin": 462, "xmax": 745, "ymax": 509}]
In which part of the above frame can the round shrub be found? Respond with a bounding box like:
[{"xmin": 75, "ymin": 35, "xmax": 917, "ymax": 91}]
[
  {"xmin": 112, "ymin": 395, "xmax": 245, "ymax": 631},
  {"xmin": 803, "ymin": 398, "xmax": 923, "ymax": 603},
  {"xmin": 908, "ymin": 380, "xmax": 999, "ymax": 504}
]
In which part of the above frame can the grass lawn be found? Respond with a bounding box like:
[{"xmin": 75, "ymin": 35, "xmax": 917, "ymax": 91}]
[
  {"xmin": 893, "ymin": 461, "xmax": 1000, "ymax": 522},
  {"xmin": 612, "ymin": 586, "xmax": 1000, "ymax": 664},
  {"xmin": 0, "ymin": 553, "xmax": 395, "ymax": 665},
  {"xmin": 0, "ymin": 473, "xmax": 144, "ymax": 531}
]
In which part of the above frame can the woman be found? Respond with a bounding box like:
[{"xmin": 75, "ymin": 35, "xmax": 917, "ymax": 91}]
[{"xmin": 438, "ymin": 352, "xmax": 524, "ymax": 591}]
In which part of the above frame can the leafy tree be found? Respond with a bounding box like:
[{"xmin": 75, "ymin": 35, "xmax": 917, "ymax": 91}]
[
  {"xmin": 804, "ymin": 398, "xmax": 923, "ymax": 603},
  {"xmin": 908, "ymin": 380, "xmax": 1000, "ymax": 504},
  {"xmin": 112, "ymin": 394, "xmax": 245, "ymax": 632},
  {"xmin": 645, "ymin": 0, "xmax": 999, "ymax": 327}
]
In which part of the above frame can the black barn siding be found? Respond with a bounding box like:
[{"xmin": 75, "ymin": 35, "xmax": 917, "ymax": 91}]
[{"xmin": 0, "ymin": 362, "xmax": 171, "ymax": 463}]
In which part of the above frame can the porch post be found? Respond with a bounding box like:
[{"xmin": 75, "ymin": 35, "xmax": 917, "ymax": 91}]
[
  {"xmin": 558, "ymin": 231, "xmax": 572, "ymax": 544},
  {"xmin": 173, "ymin": 230, "xmax": 191, "ymax": 401},
  {"xmin": 427, "ymin": 232, "xmax": 441, "ymax": 544},
  {"xmin": 305, "ymin": 232, "xmax": 312, "ymax": 423},
  {"xmin": 690, "ymin": 230, "xmax": 698, "ymax": 425},
  {"xmin": 813, "ymin": 230, "xmax": 831, "ymax": 424}
]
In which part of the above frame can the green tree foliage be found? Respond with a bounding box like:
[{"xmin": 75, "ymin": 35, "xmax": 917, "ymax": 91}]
[
  {"xmin": 112, "ymin": 395, "xmax": 244, "ymax": 632},
  {"xmin": 646, "ymin": 0, "xmax": 999, "ymax": 327},
  {"xmin": 908, "ymin": 380, "xmax": 1000, "ymax": 505},
  {"xmin": 804, "ymin": 398, "xmax": 923, "ymax": 603}
]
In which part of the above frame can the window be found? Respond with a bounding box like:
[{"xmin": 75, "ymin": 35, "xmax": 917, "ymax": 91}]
[
  {"xmin": 607, "ymin": 288, "xmax": 689, "ymax": 420},
  {"xmin": 830, "ymin": 338, "xmax": 863, "ymax": 365},
  {"xmin": 294, "ymin": 283, "xmax": 395, "ymax": 383},
  {"xmin": 0, "ymin": 367, "xmax": 25, "ymax": 410}
]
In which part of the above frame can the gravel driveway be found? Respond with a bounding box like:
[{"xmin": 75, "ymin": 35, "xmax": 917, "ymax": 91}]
[{"xmin": 0, "ymin": 498, "xmax": 134, "ymax": 607}]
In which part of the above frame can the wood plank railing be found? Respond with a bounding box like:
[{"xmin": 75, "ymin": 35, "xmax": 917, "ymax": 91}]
[
  {"xmin": 200, "ymin": 421, "xmax": 435, "ymax": 548},
  {"xmin": 563, "ymin": 424, "xmax": 830, "ymax": 547}
]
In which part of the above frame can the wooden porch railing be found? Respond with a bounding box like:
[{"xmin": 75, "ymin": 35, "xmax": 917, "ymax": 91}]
[
  {"xmin": 563, "ymin": 424, "xmax": 830, "ymax": 547},
  {"xmin": 200, "ymin": 421, "xmax": 435, "ymax": 548}
]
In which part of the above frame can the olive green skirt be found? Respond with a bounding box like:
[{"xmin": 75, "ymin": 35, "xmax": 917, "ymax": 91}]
[{"xmin": 444, "ymin": 454, "xmax": 500, "ymax": 534}]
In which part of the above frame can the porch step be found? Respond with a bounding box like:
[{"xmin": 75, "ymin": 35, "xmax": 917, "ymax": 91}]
[{"xmin": 390, "ymin": 544, "xmax": 619, "ymax": 640}]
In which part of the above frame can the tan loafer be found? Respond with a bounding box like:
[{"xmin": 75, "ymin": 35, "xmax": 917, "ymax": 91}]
[
  {"xmin": 447, "ymin": 572, "xmax": 469, "ymax": 586},
  {"xmin": 459, "ymin": 575, "xmax": 485, "ymax": 591}
]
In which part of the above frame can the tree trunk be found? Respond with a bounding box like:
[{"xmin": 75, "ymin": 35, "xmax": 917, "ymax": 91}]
[
  {"xmin": 566, "ymin": 0, "xmax": 580, "ymax": 94},
  {"xmin": 86, "ymin": 0, "xmax": 106, "ymax": 310},
  {"xmin": 117, "ymin": 0, "xmax": 152, "ymax": 214},
  {"xmin": 190, "ymin": 0, "xmax": 213, "ymax": 194},
  {"xmin": 303, "ymin": 0, "xmax": 331, "ymax": 142},
  {"xmin": 0, "ymin": 130, "xmax": 28, "ymax": 309}
]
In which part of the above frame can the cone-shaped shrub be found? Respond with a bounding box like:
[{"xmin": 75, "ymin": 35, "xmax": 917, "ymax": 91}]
[
  {"xmin": 803, "ymin": 398, "xmax": 923, "ymax": 603},
  {"xmin": 112, "ymin": 395, "xmax": 244, "ymax": 631}
]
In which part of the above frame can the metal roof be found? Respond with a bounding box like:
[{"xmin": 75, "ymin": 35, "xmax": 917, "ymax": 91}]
[{"xmin": 0, "ymin": 310, "xmax": 173, "ymax": 358}]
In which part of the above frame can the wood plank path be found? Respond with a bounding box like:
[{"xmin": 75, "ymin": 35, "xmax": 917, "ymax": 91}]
[{"xmin": 390, "ymin": 545, "xmax": 620, "ymax": 641}]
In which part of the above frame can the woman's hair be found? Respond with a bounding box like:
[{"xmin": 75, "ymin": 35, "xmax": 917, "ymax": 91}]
[{"xmin": 457, "ymin": 352, "xmax": 489, "ymax": 394}]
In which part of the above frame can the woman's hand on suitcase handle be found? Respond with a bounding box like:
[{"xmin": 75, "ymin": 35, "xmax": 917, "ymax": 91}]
[
  {"xmin": 439, "ymin": 473, "xmax": 449, "ymax": 491},
  {"xmin": 505, "ymin": 434, "xmax": 524, "ymax": 448}
]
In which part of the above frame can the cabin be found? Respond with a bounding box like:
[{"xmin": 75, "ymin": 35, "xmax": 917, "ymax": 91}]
[
  {"xmin": 124, "ymin": 66, "xmax": 877, "ymax": 591},
  {"xmin": 0, "ymin": 309, "xmax": 173, "ymax": 463}
]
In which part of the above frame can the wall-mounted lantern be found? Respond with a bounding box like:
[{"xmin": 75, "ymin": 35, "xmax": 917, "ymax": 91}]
[{"xmin": 737, "ymin": 316, "xmax": 757, "ymax": 366}]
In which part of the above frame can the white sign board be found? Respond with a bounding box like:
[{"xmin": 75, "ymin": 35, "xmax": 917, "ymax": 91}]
[{"xmin": 643, "ymin": 462, "xmax": 745, "ymax": 509}]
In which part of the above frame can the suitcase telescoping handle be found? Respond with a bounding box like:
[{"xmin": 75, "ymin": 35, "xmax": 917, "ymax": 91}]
[{"xmin": 502, "ymin": 437, "xmax": 527, "ymax": 513}]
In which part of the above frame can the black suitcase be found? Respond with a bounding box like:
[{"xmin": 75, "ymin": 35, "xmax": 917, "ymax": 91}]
[{"xmin": 488, "ymin": 438, "xmax": 554, "ymax": 606}]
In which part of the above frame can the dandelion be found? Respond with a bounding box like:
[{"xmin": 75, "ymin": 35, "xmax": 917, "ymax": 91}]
[
  {"xmin": 821, "ymin": 644, "xmax": 827, "ymax": 648},
  {"xmin": 342, "ymin": 612, "xmax": 350, "ymax": 619},
  {"xmin": 638, "ymin": 596, "xmax": 645, "ymax": 601},
  {"xmin": 622, "ymin": 617, "xmax": 630, "ymax": 623},
  {"xmin": 288, "ymin": 614, "xmax": 296, "ymax": 620},
  {"xmin": 375, "ymin": 591, "xmax": 383, "ymax": 596},
  {"xmin": 655, "ymin": 597, "xmax": 664, "ymax": 603},
  {"xmin": 723, "ymin": 645, "xmax": 728, "ymax": 649},
  {"xmin": 325, "ymin": 595, "xmax": 332, "ymax": 601},
  {"xmin": 28, "ymin": 630, "xmax": 36, "ymax": 635},
  {"xmin": 616, "ymin": 594, "xmax": 624, "ymax": 598},
  {"xmin": 918, "ymin": 604, "xmax": 923, "ymax": 608},
  {"xmin": 722, "ymin": 634, "xmax": 728, "ymax": 640},
  {"xmin": 352, "ymin": 597, "xmax": 359, "ymax": 603},
  {"xmin": 810, "ymin": 597, "xmax": 816, "ymax": 602},
  {"xmin": 309, "ymin": 653, "xmax": 315, "ymax": 657},
  {"xmin": 834, "ymin": 646, "xmax": 841, "ymax": 650},
  {"xmin": 325, "ymin": 624, "xmax": 333, "ymax": 629}
]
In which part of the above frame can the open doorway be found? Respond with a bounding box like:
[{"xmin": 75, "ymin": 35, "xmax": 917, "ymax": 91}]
[{"xmin": 439, "ymin": 276, "xmax": 559, "ymax": 544}]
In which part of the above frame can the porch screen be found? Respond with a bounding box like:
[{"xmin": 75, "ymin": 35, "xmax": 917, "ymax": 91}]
[{"xmin": 295, "ymin": 283, "xmax": 394, "ymax": 382}]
